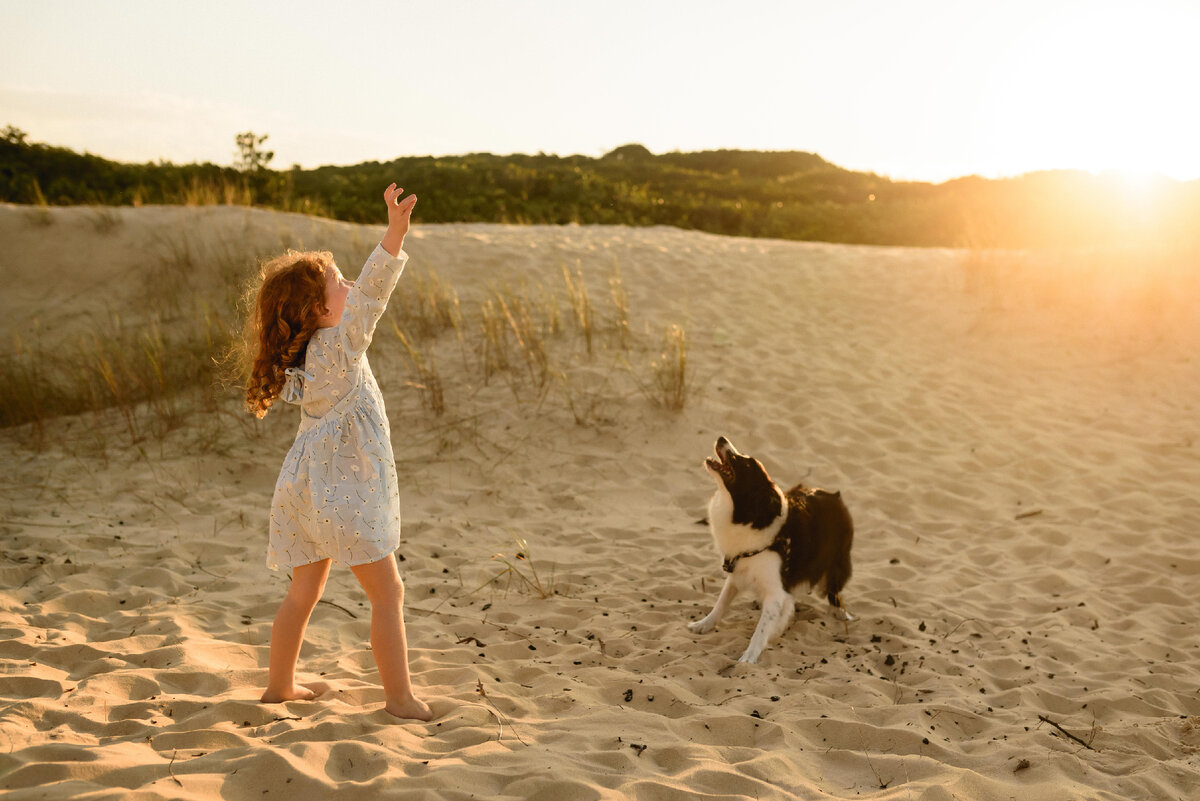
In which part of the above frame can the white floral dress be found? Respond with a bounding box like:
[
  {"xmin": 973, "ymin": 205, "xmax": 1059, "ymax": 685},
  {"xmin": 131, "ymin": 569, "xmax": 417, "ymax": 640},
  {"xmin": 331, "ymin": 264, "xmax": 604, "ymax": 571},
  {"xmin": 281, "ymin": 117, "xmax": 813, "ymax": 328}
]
[{"xmin": 267, "ymin": 243, "xmax": 408, "ymax": 570}]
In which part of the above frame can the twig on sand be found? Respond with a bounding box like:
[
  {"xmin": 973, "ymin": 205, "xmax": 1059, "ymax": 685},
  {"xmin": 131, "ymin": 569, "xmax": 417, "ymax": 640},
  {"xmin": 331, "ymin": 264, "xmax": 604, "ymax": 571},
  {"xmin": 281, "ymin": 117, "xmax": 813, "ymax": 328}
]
[
  {"xmin": 1037, "ymin": 714, "xmax": 1096, "ymax": 751},
  {"xmin": 941, "ymin": 617, "xmax": 1001, "ymax": 642},
  {"xmin": 318, "ymin": 599, "xmax": 358, "ymax": 619},
  {"xmin": 475, "ymin": 680, "xmax": 528, "ymax": 745},
  {"xmin": 168, "ymin": 750, "xmax": 183, "ymax": 787},
  {"xmin": 863, "ymin": 751, "xmax": 892, "ymax": 789},
  {"xmin": 192, "ymin": 561, "xmax": 233, "ymax": 580},
  {"xmin": 408, "ymin": 604, "xmax": 537, "ymax": 646}
]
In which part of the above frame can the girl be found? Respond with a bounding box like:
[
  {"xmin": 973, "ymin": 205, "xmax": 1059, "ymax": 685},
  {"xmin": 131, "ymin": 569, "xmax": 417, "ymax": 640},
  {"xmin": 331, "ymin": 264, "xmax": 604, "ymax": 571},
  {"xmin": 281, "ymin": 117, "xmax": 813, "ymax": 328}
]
[{"xmin": 244, "ymin": 183, "xmax": 432, "ymax": 721}]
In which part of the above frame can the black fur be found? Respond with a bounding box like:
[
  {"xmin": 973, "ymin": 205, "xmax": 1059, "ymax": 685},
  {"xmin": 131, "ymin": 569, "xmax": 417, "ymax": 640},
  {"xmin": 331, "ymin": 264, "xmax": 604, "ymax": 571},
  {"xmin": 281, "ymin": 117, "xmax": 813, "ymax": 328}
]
[{"xmin": 777, "ymin": 485, "xmax": 854, "ymax": 601}]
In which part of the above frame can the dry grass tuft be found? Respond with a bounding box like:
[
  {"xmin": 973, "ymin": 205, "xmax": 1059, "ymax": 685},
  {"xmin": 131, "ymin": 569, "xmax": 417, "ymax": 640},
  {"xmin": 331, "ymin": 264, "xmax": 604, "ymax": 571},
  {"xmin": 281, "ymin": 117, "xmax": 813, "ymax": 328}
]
[
  {"xmin": 394, "ymin": 270, "xmax": 463, "ymax": 341},
  {"xmin": 89, "ymin": 207, "xmax": 123, "ymax": 234},
  {"xmin": 647, "ymin": 324, "xmax": 691, "ymax": 411},
  {"xmin": 607, "ymin": 261, "xmax": 631, "ymax": 351},
  {"xmin": 473, "ymin": 534, "xmax": 557, "ymax": 600},
  {"xmin": 391, "ymin": 324, "xmax": 446, "ymax": 417},
  {"xmin": 562, "ymin": 263, "xmax": 595, "ymax": 356}
]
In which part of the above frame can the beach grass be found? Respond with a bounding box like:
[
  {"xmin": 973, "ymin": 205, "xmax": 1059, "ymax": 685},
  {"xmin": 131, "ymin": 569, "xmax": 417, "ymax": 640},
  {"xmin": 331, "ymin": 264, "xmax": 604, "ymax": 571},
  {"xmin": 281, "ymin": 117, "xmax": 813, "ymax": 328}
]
[{"xmin": 1, "ymin": 218, "xmax": 695, "ymax": 448}]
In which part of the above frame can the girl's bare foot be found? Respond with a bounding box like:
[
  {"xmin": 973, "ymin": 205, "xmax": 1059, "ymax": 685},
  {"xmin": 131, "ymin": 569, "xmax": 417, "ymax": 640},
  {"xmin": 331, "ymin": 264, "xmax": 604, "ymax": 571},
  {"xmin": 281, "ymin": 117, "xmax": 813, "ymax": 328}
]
[
  {"xmin": 385, "ymin": 696, "xmax": 434, "ymax": 721},
  {"xmin": 261, "ymin": 683, "xmax": 323, "ymax": 703}
]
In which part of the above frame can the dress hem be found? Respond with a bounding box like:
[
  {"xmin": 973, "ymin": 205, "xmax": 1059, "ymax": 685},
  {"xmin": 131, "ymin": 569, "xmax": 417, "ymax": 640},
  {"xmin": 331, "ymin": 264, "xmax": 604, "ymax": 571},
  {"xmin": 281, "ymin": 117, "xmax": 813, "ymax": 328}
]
[{"xmin": 266, "ymin": 548, "xmax": 398, "ymax": 572}]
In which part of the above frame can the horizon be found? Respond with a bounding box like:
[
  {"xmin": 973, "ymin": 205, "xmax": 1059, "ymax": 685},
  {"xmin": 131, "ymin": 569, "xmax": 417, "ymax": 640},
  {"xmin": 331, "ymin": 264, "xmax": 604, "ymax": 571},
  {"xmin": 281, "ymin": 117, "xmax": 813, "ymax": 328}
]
[
  {"xmin": 3, "ymin": 0, "xmax": 1198, "ymax": 183},
  {"xmin": 11, "ymin": 129, "xmax": 1200, "ymax": 189}
]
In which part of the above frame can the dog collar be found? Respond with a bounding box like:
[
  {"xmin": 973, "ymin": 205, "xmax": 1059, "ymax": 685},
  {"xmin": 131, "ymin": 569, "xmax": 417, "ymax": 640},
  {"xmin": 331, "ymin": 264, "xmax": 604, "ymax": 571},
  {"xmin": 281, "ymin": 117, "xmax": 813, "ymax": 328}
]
[
  {"xmin": 723, "ymin": 546, "xmax": 770, "ymax": 573},
  {"xmin": 722, "ymin": 528, "xmax": 793, "ymax": 573}
]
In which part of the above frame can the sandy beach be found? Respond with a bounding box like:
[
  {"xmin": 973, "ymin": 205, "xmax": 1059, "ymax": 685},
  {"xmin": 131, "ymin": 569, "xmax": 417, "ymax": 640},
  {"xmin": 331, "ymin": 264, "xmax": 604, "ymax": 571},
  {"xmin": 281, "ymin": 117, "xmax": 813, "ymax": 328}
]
[{"xmin": 2, "ymin": 203, "xmax": 1199, "ymax": 800}]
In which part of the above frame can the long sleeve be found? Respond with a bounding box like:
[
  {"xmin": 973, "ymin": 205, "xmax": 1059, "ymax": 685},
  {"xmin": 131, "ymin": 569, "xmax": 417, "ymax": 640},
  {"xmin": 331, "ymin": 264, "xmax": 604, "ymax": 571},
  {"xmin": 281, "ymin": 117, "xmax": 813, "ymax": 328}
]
[{"xmin": 338, "ymin": 243, "xmax": 408, "ymax": 357}]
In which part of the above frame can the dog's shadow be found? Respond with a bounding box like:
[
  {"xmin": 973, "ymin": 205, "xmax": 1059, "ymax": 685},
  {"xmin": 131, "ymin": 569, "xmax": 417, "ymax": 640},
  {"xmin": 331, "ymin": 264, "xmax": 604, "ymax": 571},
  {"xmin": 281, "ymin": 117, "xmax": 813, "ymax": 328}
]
[{"xmin": 791, "ymin": 603, "xmax": 822, "ymax": 622}]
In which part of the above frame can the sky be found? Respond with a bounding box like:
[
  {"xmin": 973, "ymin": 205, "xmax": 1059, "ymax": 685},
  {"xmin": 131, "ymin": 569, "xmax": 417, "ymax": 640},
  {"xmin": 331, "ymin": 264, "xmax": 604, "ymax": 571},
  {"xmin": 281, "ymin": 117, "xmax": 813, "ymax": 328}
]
[{"xmin": 2, "ymin": 0, "xmax": 1199, "ymax": 183}]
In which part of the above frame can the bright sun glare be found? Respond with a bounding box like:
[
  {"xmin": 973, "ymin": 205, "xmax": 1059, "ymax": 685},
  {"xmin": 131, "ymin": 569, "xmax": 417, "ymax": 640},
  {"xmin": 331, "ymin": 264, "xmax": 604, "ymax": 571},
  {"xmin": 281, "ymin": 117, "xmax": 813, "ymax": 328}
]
[{"xmin": 981, "ymin": 3, "xmax": 1198, "ymax": 180}]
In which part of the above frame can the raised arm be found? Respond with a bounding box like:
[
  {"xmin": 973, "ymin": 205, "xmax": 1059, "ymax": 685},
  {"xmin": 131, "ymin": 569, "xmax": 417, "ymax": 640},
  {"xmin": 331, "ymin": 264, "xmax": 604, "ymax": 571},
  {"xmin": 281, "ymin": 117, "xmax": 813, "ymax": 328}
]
[
  {"xmin": 380, "ymin": 183, "xmax": 415, "ymax": 257},
  {"xmin": 339, "ymin": 184, "xmax": 417, "ymax": 356}
]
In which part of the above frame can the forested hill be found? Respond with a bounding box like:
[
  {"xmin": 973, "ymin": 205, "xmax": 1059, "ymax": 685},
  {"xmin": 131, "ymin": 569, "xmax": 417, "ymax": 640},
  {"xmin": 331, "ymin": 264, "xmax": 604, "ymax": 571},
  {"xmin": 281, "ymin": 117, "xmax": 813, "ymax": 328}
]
[{"xmin": 3, "ymin": 130, "xmax": 1196, "ymax": 249}]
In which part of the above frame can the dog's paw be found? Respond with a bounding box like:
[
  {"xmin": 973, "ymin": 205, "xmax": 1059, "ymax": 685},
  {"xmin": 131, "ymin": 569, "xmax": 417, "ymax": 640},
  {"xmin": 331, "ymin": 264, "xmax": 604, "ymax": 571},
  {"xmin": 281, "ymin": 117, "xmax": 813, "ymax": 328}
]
[
  {"xmin": 688, "ymin": 619, "xmax": 715, "ymax": 635},
  {"xmin": 737, "ymin": 648, "xmax": 761, "ymax": 664}
]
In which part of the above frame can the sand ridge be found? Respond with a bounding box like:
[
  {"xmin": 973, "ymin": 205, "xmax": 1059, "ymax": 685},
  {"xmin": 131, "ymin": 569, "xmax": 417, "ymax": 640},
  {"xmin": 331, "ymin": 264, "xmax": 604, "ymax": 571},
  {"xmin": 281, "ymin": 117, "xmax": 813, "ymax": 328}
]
[{"xmin": 1, "ymin": 205, "xmax": 1199, "ymax": 799}]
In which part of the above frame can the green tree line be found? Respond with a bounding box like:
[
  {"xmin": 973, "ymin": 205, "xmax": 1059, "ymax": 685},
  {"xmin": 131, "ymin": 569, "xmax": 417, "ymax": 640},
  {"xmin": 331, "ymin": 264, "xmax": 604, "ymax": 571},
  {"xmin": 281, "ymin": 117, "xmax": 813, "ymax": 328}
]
[{"xmin": 3, "ymin": 127, "xmax": 1197, "ymax": 249}]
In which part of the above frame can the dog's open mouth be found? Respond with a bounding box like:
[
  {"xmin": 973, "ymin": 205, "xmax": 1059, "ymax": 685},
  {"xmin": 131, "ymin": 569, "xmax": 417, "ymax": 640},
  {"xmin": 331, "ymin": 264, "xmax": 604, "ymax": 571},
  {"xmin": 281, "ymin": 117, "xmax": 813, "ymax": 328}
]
[{"xmin": 705, "ymin": 442, "xmax": 734, "ymax": 481}]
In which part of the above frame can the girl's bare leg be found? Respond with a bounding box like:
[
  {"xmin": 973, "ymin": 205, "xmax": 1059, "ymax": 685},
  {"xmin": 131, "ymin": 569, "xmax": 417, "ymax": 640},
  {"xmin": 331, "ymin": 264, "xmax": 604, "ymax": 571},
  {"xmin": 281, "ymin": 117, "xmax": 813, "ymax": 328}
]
[
  {"xmin": 350, "ymin": 555, "xmax": 432, "ymax": 721},
  {"xmin": 261, "ymin": 558, "xmax": 331, "ymax": 703}
]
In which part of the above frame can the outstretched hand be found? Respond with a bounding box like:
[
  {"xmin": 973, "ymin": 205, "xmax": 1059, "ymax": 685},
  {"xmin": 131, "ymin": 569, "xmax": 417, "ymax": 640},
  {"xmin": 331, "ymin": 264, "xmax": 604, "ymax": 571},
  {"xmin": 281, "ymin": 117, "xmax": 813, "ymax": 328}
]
[{"xmin": 381, "ymin": 183, "xmax": 416, "ymax": 256}]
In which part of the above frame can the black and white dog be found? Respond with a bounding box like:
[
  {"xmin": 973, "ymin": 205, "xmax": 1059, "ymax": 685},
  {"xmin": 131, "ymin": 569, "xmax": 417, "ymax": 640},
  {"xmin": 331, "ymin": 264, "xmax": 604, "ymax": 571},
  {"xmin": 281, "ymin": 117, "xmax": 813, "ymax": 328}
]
[{"xmin": 689, "ymin": 436, "xmax": 854, "ymax": 663}]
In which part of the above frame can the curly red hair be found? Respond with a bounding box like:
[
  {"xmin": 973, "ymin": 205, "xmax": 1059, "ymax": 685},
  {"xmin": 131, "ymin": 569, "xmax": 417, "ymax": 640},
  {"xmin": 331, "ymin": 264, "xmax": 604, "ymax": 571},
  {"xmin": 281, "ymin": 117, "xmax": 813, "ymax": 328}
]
[{"xmin": 243, "ymin": 250, "xmax": 333, "ymax": 418}]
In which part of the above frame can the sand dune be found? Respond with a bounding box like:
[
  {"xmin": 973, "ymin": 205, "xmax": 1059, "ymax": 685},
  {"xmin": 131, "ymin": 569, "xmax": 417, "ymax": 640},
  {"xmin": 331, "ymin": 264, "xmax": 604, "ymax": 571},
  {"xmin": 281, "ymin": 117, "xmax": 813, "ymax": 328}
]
[{"xmin": 2, "ymin": 204, "xmax": 1199, "ymax": 799}]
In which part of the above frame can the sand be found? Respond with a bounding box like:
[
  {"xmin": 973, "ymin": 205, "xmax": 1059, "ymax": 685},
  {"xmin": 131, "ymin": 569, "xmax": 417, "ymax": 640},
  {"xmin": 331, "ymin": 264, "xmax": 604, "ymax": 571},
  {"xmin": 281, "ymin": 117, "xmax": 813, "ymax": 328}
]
[{"xmin": 1, "ymin": 203, "xmax": 1199, "ymax": 800}]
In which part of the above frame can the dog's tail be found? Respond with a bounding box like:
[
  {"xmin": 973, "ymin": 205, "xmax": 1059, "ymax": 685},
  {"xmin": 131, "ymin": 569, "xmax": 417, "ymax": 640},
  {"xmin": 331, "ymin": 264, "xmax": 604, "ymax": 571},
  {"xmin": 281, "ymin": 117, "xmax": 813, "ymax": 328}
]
[{"xmin": 823, "ymin": 494, "xmax": 854, "ymax": 611}]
